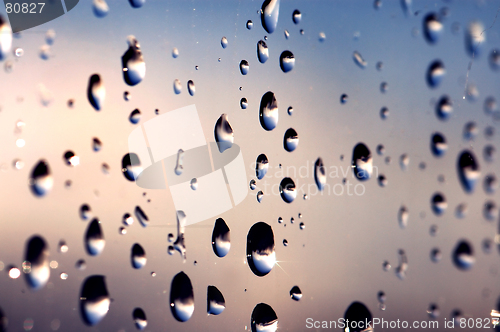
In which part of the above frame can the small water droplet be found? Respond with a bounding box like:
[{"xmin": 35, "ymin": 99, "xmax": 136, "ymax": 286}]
[
  {"xmin": 431, "ymin": 192, "xmax": 447, "ymax": 215},
  {"xmin": 457, "ymin": 150, "xmax": 480, "ymax": 193},
  {"xmin": 85, "ymin": 219, "xmax": 105, "ymax": 256},
  {"xmin": 30, "ymin": 160, "xmax": 53, "ymax": 197},
  {"xmin": 249, "ymin": 179, "xmax": 256, "ymax": 190},
  {"xmin": 259, "ymin": 91, "xmax": 278, "ymax": 131},
  {"xmin": 319, "ymin": 32, "xmax": 326, "ymax": 42},
  {"xmin": 353, "ymin": 51, "xmax": 367, "ymax": 68},
  {"xmin": 173, "ymin": 211, "xmax": 187, "ymax": 261},
  {"xmin": 380, "ymin": 107, "xmax": 389, "ymax": 119},
  {"xmin": 132, "ymin": 308, "xmax": 147, "ymax": 330},
  {"xmin": 257, "ymin": 40, "xmax": 269, "ymax": 63},
  {"xmin": 251, "ymin": 303, "xmax": 278, "ymax": 331},
  {"xmin": 484, "ymin": 174, "xmax": 498, "ymax": 194},
  {"xmin": 299, "ymin": 222, "xmax": 305, "ymax": 230},
  {"xmin": 352, "ymin": 143, "xmax": 372, "ymax": 181},
  {"xmin": 221, "ymin": 36, "xmax": 228, "ymax": 49},
  {"xmin": 483, "ymin": 201, "xmax": 498, "ymax": 221},
  {"xmin": 426, "ymin": 60, "xmax": 445, "ymax": 88},
  {"xmin": 239, "ymin": 60, "xmax": 249, "ymax": 75},
  {"xmin": 380, "ymin": 82, "xmax": 388, "ymax": 93},
  {"xmin": 246, "ymin": 20, "xmax": 253, "ymax": 29},
  {"xmin": 465, "ymin": 21, "xmax": 485, "ymax": 57},
  {"xmin": 122, "ymin": 36, "xmax": 145, "ymax": 86},
  {"xmin": 430, "ymin": 133, "xmax": 447, "ymax": 157},
  {"xmin": 279, "ymin": 177, "xmax": 297, "ymax": 203},
  {"xmin": 314, "ymin": 158, "xmax": 326, "ymax": 191},
  {"xmin": 87, "ymin": 74, "xmax": 105, "ymax": 111},
  {"xmin": 283, "ymin": 128, "xmax": 299, "ymax": 152},
  {"xmin": 452, "ymin": 240, "xmax": 474, "ymax": 270},
  {"xmin": 396, "ymin": 249, "xmax": 408, "ymax": 279},
  {"xmin": 398, "ymin": 206, "xmax": 409, "ymax": 229},
  {"xmin": 257, "ymin": 190, "xmax": 264, "ymax": 203},
  {"xmin": 423, "ymin": 13, "xmax": 443, "ymax": 44},
  {"xmin": 383, "ymin": 261, "xmax": 391, "ymax": 271},
  {"xmin": 290, "ymin": 286, "xmax": 302, "ymax": 301},
  {"xmin": 463, "ymin": 122, "xmax": 478, "ymax": 140},
  {"xmin": 489, "ymin": 49, "xmax": 500, "ymax": 71},
  {"xmin": 340, "ymin": 94, "xmax": 348, "ymax": 104},
  {"xmin": 172, "ymin": 47, "xmax": 179, "ymax": 58},
  {"xmin": 93, "ymin": 0, "xmax": 109, "ymax": 17},
  {"xmin": 279, "ymin": 50, "xmax": 295, "ymax": 73},
  {"xmin": 214, "ymin": 114, "xmax": 234, "ymax": 153},
  {"xmin": 173, "ymin": 79, "xmax": 182, "ymax": 94},
  {"xmin": 187, "ymin": 80, "xmax": 195, "ymax": 96},
  {"xmin": 131, "ymin": 243, "xmax": 146, "ymax": 269}
]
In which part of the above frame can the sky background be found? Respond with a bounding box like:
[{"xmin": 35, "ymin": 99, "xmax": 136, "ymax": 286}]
[{"xmin": 0, "ymin": 0, "xmax": 499, "ymax": 331}]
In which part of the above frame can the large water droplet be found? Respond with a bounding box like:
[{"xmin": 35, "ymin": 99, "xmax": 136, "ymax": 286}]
[
  {"xmin": 283, "ymin": 128, "xmax": 298, "ymax": 152},
  {"xmin": 30, "ymin": 160, "xmax": 53, "ymax": 197},
  {"xmin": 87, "ymin": 74, "xmax": 105, "ymax": 111},
  {"xmin": 431, "ymin": 192, "xmax": 447, "ymax": 215},
  {"xmin": 122, "ymin": 36, "xmax": 146, "ymax": 86},
  {"xmin": 24, "ymin": 236, "xmax": 50, "ymax": 291},
  {"xmin": 170, "ymin": 272, "xmax": 194, "ymax": 322},
  {"xmin": 212, "ymin": 218, "xmax": 230, "ymax": 258},
  {"xmin": 221, "ymin": 36, "xmax": 228, "ymax": 49},
  {"xmin": 457, "ymin": 150, "xmax": 480, "ymax": 193},
  {"xmin": 85, "ymin": 219, "xmax": 105, "ymax": 256},
  {"xmin": 314, "ymin": 158, "xmax": 326, "ymax": 191},
  {"xmin": 187, "ymin": 80, "xmax": 195, "ymax": 96},
  {"xmin": 251, "ymin": 303, "xmax": 278, "ymax": 332},
  {"xmin": 259, "ymin": 92, "xmax": 278, "ymax": 131},
  {"xmin": 279, "ymin": 177, "xmax": 297, "ymax": 203},
  {"xmin": 257, "ymin": 40, "xmax": 269, "ymax": 63},
  {"xmin": 426, "ymin": 60, "xmax": 445, "ymax": 88},
  {"xmin": 431, "ymin": 133, "xmax": 447, "ymax": 157},
  {"xmin": 173, "ymin": 79, "xmax": 182, "ymax": 94},
  {"xmin": 423, "ymin": 13, "xmax": 443, "ymax": 44},
  {"xmin": 290, "ymin": 286, "xmax": 302, "ymax": 301},
  {"xmin": 261, "ymin": 0, "xmax": 280, "ymax": 34},
  {"xmin": 279, "ymin": 51, "xmax": 295, "ymax": 73},
  {"xmin": 344, "ymin": 302, "xmax": 372, "ymax": 332},
  {"xmin": 129, "ymin": 109, "xmax": 141, "ymax": 124},
  {"xmin": 436, "ymin": 95, "xmax": 452, "ymax": 120},
  {"xmin": 131, "ymin": 243, "xmax": 146, "ymax": 269},
  {"xmin": 122, "ymin": 153, "xmax": 142, "ymax": 181},
  {"xmin": 398, "ymin": 206, "xmax": 409, "ymax": 229},
  {"xmin": 352, "ymin": 51, "xmax": 367, "ymax": 68},
  {"xmin": 247, "ymin": 222, "xmax": 275, "ymax": 276},
  {"xmin": 352, "ymin": 143, "xmax": 372, "ymax": 181},
  {"xmin": 256, "ymin": 154, "xmax": 269, "ymax": 180},
  {"xmin": 92, "ymin": 0, "xmax": 109, "ymax": 17},
  {"xmin": 80, "ymin": 275, "xmax": 110, "ymax": 326},
  {"xmin": 452, "ymin": 240, "xmax": 475, "ymax": 270},
  {"xmin": 207, "ymin": 286, "xmax": 225, "ymax": 315},
  {"xmin": 465, "ymin": 21, "xmax": 485, "ymax": 57},
  {"xmin": 214, "ymin": 114, "xmax": 234, "ymax": 153},
  {"xmin": 132, "ymin": 308, "xmax": 147, "ymax": 330},
  {"xmin": 240, "ymin": 60, "xmax": 250, "ymax": 75},
  {"xmin": 0, "ymin": 15, "xmax": 12, "ymax": 60}
]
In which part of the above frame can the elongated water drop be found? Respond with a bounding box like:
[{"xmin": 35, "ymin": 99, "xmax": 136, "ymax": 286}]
[
  {"xmin": 174, "ymin": 211, "xmax": 187, "ymax": 261},
  {"xmin": 292, "ymin": 9, "xmax": 301, "ymax": 24},
  {"xmin": 257, "ymin": 40, "xmax": 269, "ymax": 63},
  {"xmin": 131, "ymin": 243, "xmax": 146, "ymax": 269},
  {"xmin": 30, "ymin": 160, "xmax": 53, "ymax": 197},
  {"xmin": 283, "ymin": 128, "xmax": 298, "ymax": 152},
  {"xmin": 207, "ymin": 286, "xmax": 225, "ymax": 315},
  {"xmin": 80, "ymin": 275, "xmax": 110, "ymax": 326},
  {"xmin": 87, "ymin": 74, "xmax": 105, "ymax": 111},
  {"xmin": 261, "ymin": 0, "xmax": 280, "ymax": 34},
  {"xmin": 170, "ymin": 272, "xmax": 194, "ymax": 322},
  {"xmin": 174, "ymin": 149, "xmax": 184, "ymax": 175},
  {"xmin": 246, "ymin": 20, "xmax": 253, "ymax": 29},
  {"xmin": 135, "ymin": 206, "xmax": 149, "ymax": 227},
  {"xmin": 122, "ymin": 36, "xmax": 146, "ymax": 86},
  {"xmin": 259, "ymin": 91, "xmax": 278, "ymax": 131},
  {"xmin": 457, "ymin": 150, "xmax": 480, "ymax": 193},
  {"xmin": 187, "ymin": 80, "xmax": 195, "ymax": 96},
  {"xmin": 24, "ymin": 236, "xmax": 50, "ymax": 291},
  {"xmin": 353, "ymin": 51, "xmax": 367, "ymax": 68},
  {"xmin": 279, "ymin": 51, "xmax": 295, "ymax": 73},
  {"xmin": 214, "ymin": 114, "xmax": 234, "ymax": 153},
  {"xmin": 212, "ymin": 218, "xmax": 230, "ymax": 258},
  {"xmin": 247, "ymin": 222, "xmax": 275, "ymax": 276},
  {"xmin": 132, "ymin": 308, "xmax": 147, "ymax": 330},
  {"xmin": 221, "ymin": 36, "xmax": 228, "ymax": 49},
  {"xmin": 314, "ymin": 158, "xmax": 326, "ymax": 191},
  {"xmin": 251, "ymin": 303, "xmax": 278, "ymax": 332},
  {"xmin": 352, "ymin": 143, "xmax": 372, "ymax": 181},
  {"xmin": 489, "ymin": 49, "xmax": 500, "ymax": 71}
]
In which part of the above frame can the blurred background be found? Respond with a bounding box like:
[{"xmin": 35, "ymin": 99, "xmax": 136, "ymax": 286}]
[{"xmin": 0, "ymin": 0, "xmax": 499, "ymax": 331}]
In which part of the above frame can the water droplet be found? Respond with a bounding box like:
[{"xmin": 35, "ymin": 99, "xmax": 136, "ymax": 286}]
[
  {"xmin": 80, "ymin": 275, "xmax": 110, "ymax": 326},
  {"xmin": 16, "ymin": 138, "xmax": 25, "ymax": 147},
  {"xmin": 29, "ymin": 160, "xmax": 53, "ymax": 197},
  {"xmin": 423, "ymin": 13, "xmax": 443, "ymax": 44},
  {"xmin": 396, "ymin": 249, "xmax": 408, "ymax": 279},
  {"xmin": 455, "ymin": 203, "xmax": 468, "ymax": 219},
  {"xmin": 279, "ymin": 51, "xmax": 295, "ymax": 73},
  {"xmin": 290, "ymin": 286, "xmax": 302, "ymax": 301},
  {"xmin": 85, "ymin": 219, "xmax": 105, "ymax": 256},
  {"xmin": 189, "ymin": 178, "xmax": 198, "ymax": 190},
  {"xmin": 0, "ymin": 15, "xmax": 12, "ymax": 60},
  {"xmin": 436, "ymin": 95, "xmax": 452, "ymax": 120},
  {"xmin": 119, "ymin": 227, "xmax": 127, "ymax": 235},
  {"xmin": 398, "ymin": 206, "xmax": 409, "ymax": 229},
  {"xmin": 284, "ymin": 29, "xmax": 290, "ymax": 39},
  {"xmin": 374, "ymin": 0, "xmax": 382, "ymax": 9},
  {"xmin": 484, "ymin": 174, "xmax": 498, "ymax": 194},
  {"xmin": 399, "ymin": 154, "xmax": 409, "ymax": 171},
  {"xmin": 239, "ymin": 98, "xmax": 248, "ymax": 110},
  {"xmin": 212, "ymin": 218, "xmax": 230, "ymax": 258},
  {"xmin": 292, "ymin": 9, "xmax": 301, "ymax": 24},
  {"xmin": 75, "ymin": 259, "xmax": 86, "ymax": 270},
  {"xmin": 135, "ymin": 206, "xmax": 149, "ymax": 227},
  {"xmin": 187, "ymin": 80, "xmax": 195, "ymax": 96},
  {"xmin": 58, "ymin": 240, "xmax": 68, "ymax": 254},
  {"xmin": 299, "ymin": 222, "xmax": 305, "ymax": 229},
  {"xmin": 172, "ymin": 47, "xmax": 179, "ymax": 58},
  {"xmin": 126, "ymin": 109, "xmax": 141, "ymax": 125},
  {"xmin": 132, "ymin": 308, "xmax": 147, "ymax": 330},
  {"xmin": 352, "ymin": 143, "xmax": 372, "ymax": 181},
  {"xmin": 282, "ymin": 239, "xmax": 288, "ymax": 246},
  {"xmin": 352, "ymin": 51, "xmax": 367, "ymax": 68},
  {"xmin": 431, "ymin": 192, "xmax": 447, "ymax": 215},
  {"xmin": 380, "ymin": 107, "xmax": 389, "ymax": 119},
  {"xmin": 87, "ymin": 74, "xmax": 105, "ymax": 111},
  {"xmin": 340, "ymin": 94, "xmax": 348, "ymax": 104},
  {"xmin": 377, "ymin": 174, "xmax": 387, "ymax": 187},
  {"xmin": 261, "ymin": 0, "xmax": 280, "ymax": 34},
  {"xmin": 150, "ymin": 272, "xmax": 156, "ymax": 277},
  {"xmin": 465, "ymin": 83, "xmax": 479, "ymax": 102},
  {"xmin": 465, "ymin": 21, "xmax": 485, "ymax": 57},
  {"xmin": 300, "ymin": 29, "xmax": 304, "ymax": 35},
  {"xmin": 195, "ymin": 65, "xmax": 199, "ymax": 70},
  {"xmin": 173, "ymin": 79, "xmax": 182, "ymax": 94},
  {"xmin": 430, "ymin": 133, "xmax": 447, "ymax": 157},
  {"xmin": 12, "ymin": 159, "xmax": 24, "ymax": 170},
  {"xmin": 286, "ymin": 107, "xmax": 293, "ymax": 116},
  {"xmin": 92, "ymin": 0, "xmax": 109, "ymax": 17},
  {"xmin": 170, "ymin": 272, "xmax": 194, "ymax": 322},
  {"xmin": 484, "ymin": 201, "xmax": 498, "ymax": 221},
  {"xmin": 174, "ymin": 149, "xmax": 184, "ymax": 176},
  {"xmin": 218, "ymin": 58, "xmax": 221, "ymax": 62},
  {"xmin": 482, "ymin": 238, "xmax": 493, "ymax": 254},
  {"xmin": 92, "ymin": 138, "xmax": 102, "ymax": 152},
  {"xmin": 489, "ymin": 49, "xmax": 500, "ymax": 70},
  {"xmin": 426, "ymin": 60, "xmax": 445, "ymax": 88},
  {"xmin": 276, "ymin": 177, "xmax": 296, "ymax": 203},
  {"xmin": 318, "ymin": 32, "xmax": 326, "ymax": 42},
  {"xmin": 240, "ymin": 60, "xmax": 249, "ymax": 75},
  {"xmin": 257, "ymin": 40, "xmax": 269, "ymax": 64},
  {"xmin": 313, "ymin": 158, "xmax": 327, "ymax": 191},
  {"xmin": 122, "ymin": 153, "xmax": 142, "ymax": 181},
  {"xmin": 463, "ymin": 122, "xmax": 478, "ymax": 140},
  {"xmin": 259, "ymin": 91, "xmax": 278, "ymax": 131},
  {"xmin": 257, "ymin": 190, "xmax": 264, "ymax": 203},
  {"xmin": 131, "ymin": 243, "xmax": 146, "ymax": 269},
  {"xmin": 484, "ymin": 96, "xmax": 497, "ymax": 115},
  {"xmin": 344, "ymin": 302, "xmax": 372, "ymax": 332},
  {"xmin": 251, "ymin": 303, "xmax": 278, "ymax": 332},
  {"xmin": 376, "ymin": 145, "xmax": 384, "ymax": 156},
  {"xmin": 457, "ymin": 150, "xmax": 480, "ymax": 193},
  {"xmin": 173, "ymin": 211, "xmax": 187, "ymax": 261},
  {"xmin": 121, "ymin": 36, "xmax": 146, "ymax": 86},
  {"xmin": 452, "ymin": 240, "xmax": 475, "ymax": 270},
  {"xmin": 60, "ymin": 272, "xmax": 68, "ymax": 280},
  {"xmin": 430, "ymin": 248, "xmax": 442, "ymax": 263},
  {"xmin": 380, "ymin": 82, "xmax": 388, "ymax": 93},
  {"xmin": 382, "ymin": 261, "xmax": 391, "ymax": 271},
  {"xmin": 484, "ymin": 145, "xmax": 495, "ymax": 163},
  {"xmin": 24, "ymin": 236, "xmax": 50, "ymax": 290},
  {"xmin": 214, "ymin": 114, "xmax": 234, "ymax": 153},
  {"xmin": 247, "ymin": 222, "xmax": 275, "ymax": 276},
  {"xmin": 207, "ymin": 286, "xmax": 225, "ymax": 315},
  {"xmin": 80, "ymin": 204, "xmax": 92, "ymax": 221},
  {"xmin": 283, "ymin": 128, "xmax": 299, "ymax": 152},
  {"xmin": 427, "ymin": 303, "xmax": 440, "ymax": 319},
  {"xmin": 246, "ymin": 20, "xmax": 253, "ymax": 29},
  {"xmin": 221, "ymin": 36, "xmax": 228, "ymax": 49}
]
